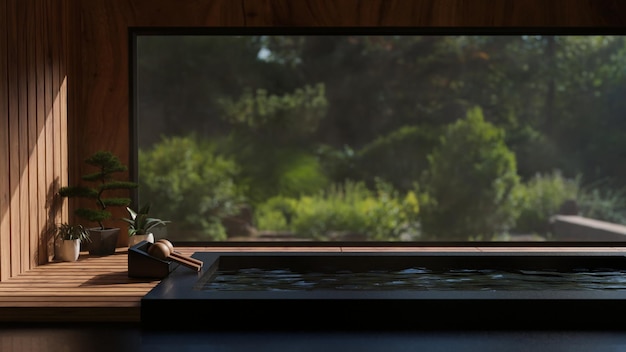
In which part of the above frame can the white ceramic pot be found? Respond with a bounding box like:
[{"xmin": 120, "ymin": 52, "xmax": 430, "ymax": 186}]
[
  {"xmin": 128, "ymin": 233, "xmax": 155, "ymax": 247},
  {"xmin": 56, "ymin": 239, "xmax": 80, "ymax": 262}
]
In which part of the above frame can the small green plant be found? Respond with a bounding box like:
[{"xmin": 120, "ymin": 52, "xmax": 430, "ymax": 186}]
[
  {"xmin": 122, "ymin": 203, "xmax": 170, "ymax": 237},
  {"xmin": 54, "ymin": 223, "xmax": 91, "ymax": 242},
  {"xmin": 58, "ymin": 150, "xmax": 138, "ymax": 230}
]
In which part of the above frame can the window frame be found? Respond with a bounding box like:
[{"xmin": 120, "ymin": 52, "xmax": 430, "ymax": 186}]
[{"xmin": 129, "ymin": 26, "xmax": 626, "ymax": 250}]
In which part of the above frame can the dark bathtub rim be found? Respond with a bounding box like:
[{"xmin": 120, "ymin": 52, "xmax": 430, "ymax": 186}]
[
  {"xmin": 169, "ymin": 240, "xmax": 626, "ymax": 247},
  {"xmin": 141, "ymin": 251, "xmax": 626, "ymax": 331}
]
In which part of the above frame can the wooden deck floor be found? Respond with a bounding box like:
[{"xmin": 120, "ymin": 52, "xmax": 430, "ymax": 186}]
[{"xmin": 2, "ymin": 245, "xmax": 626, "ymax": 323}]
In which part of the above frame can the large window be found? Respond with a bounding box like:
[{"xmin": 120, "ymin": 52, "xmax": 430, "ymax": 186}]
[{"xmin": 131, "ymin": 28, "xmax": 626, "ymax": 244}]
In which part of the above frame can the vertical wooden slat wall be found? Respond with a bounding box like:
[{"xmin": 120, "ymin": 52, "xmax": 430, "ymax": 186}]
[
  {"xmin": 0, "ymin": 0, "xmax": 68, "ymax": 281},
  {"xmin": 1, "ymin": 0, "xmax": 625, "ymax": 281},
  {"xmin": 0, "ymin": 0, "xmax": 10, "ymax": 280}
]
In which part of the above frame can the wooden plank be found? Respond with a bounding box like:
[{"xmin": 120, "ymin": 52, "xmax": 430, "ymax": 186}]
[
  {"xmin": 0, "ymin": 299, "xmax": 140, "ymax": 305},
  {"xmin": 7, "ymin": 0, "xmax": 21, "ymax": 278},
  {"xmin": 0, "ymin": 297, "xmax": 142, "ymax": 302},
  {"xmin": 48, "ymin": 0, "xmax": 64, "ymax": 260},
  {"xmin": 14, "ymin": 268, "xmax": 142, "ymax": 273},
  {"xmin": 10, "ymin": 276, "xmax": 149, "ymax": 281},
  {"xmin": 0, "ymin": 288, "xmax": 155, "ymax": 293},
  {"xmin": 16, "ymin": 0, "xmax": 30, "ymax": 275},
  {"xmin": 6, "ymin": 271, "xmax": 149, "ymax": 277},
  {"xmin": 59, "ymin": 0, "xmax": 68, "ymax": 226},
  {"xmin": 35, "ymin": 0, "xmax": 48, "ymax": 266},
  {"xmin": 0, "ymin": 0, "xmax": 10, "ymax": 282},
  {"xmin": 26, "ymin": 0, "xmax": 39, "ymax": 270},
  {"xmin": 18, "ymin": 265, "xmax": 132, "ymax": 271},
  {"xmin": 51, "ymin": 0, "xmax": 62, "ymax": 251},
  {"xmin": 0, "ymin": 288, "xmax": 153, "ymax": 293},
  {"xmin": 43, "ymin": 0, "xmax": 56, "ymax": 264},
  {"xmin": 0, "ymin": 279, "xmax": 142, "ymax": 284},
  {"xmin": 0, "ymin": 285, "xmax": 157, "ymax": 290},
  {"xmin": 0, "ymin": 281, "xmax": 154, "ymax": 296},
  {"xmin": 19, "ymin": 264, "xmax": 133, "ymax": 268},
  {"xmin": 21, "ymin": 265, "xmax": 132, "ymax": 270},
  {"xmin": 4, "ymin": 277, "xmax": 153, "ymax": 282}
]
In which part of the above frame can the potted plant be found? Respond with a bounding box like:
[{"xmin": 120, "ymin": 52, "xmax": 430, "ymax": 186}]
[
  {"xmin": 58, "ymin": 150, "xmax": 138, "ymax": 255},
  {"xmin": 122, "ymin": 203, "xmax": 170, "ymax": 247},
  {"xmin": 54, "ymin": 223, "xmax": 91, "ymax": 262}
]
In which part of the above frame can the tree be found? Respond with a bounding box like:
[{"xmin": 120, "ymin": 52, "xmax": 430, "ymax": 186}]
[{"xmin": 420, "ymin": 107, "xmax": 521, "ymax": 240}]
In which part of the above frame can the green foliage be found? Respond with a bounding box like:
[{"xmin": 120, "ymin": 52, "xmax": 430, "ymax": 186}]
[
  {"xmin": 215, "ymin": 83, "xmax": 329, "ymax": 204},
  {"xmin": 58, "ymin": 151, "xmax": 138, "ymax": 229},
  {"xmin": 138, "ymin": 135, "xmax": 245, "ymax": 241},
  {"xmin": 121, "ymin": 203, "xmax": 171, "ymax": 237},
  {"xmin": 254, "ymin": 180, "xmax": 421, "ymax": 241},
  {"xmin": 578, "ymin": 184, "xmax": 626, "ymax": 224},
  {"xmin": 316, "ymin": 144, "xmax": 357, "ymax": 184},
  {"xmin": 218, "ymin": 83, "xmax": 327, "ymax": 140},
  {"xmin": 420, "ymin": 107, "xmax": 521, "ymax": 240},
  {"xmin": 362, "ymin": 180, "xmax": 422, "ymax": 241},
  {"xmin": 222, "ymin": 139, "xmax": 330, "ymax": 205},
  {"xmin": 356, "ymin": 125, "xmax": 440, "ymax": 192},
  {"xmin": 276, "ymin": 151, "xmax": 330, "ymax": 198},
  {"xmin": 254, "ymin": 196, "xmax": 298, "ymax": 232},
  {"xmin": 136, "ymin": 35, "xmax": 626, "ymax": 242},
  {"xmin": 514, "ymin": 170, "xmax": 581, "ymax": 235},
  {"xmin": 287, "ymin": 181, "xmax": 371, "ymax": 240},
  {"xmin": 54, "ymin": 223, "xmax": 91, "ymax": 242}
]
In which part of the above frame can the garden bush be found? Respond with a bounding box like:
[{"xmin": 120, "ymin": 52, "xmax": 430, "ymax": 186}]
[
  {"xmin": 138, "ymin": 135, "xmax": 245, "ymax": 241},
  {"xmin": 419, "ymin": 106, "xmax": 521, "ymax": 241},
  {"xmin": 254, "ymin": 179, "xmax": 421, "ymax": 241}
]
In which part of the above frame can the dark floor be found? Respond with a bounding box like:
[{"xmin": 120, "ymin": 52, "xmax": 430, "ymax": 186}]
[{"xmin": 3, "ymin": 323, "xmax": 626, "ymax": 352}]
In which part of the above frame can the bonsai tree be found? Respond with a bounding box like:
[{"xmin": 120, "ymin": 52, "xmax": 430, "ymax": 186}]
[{"xmin": 58, "ymin": 150, "xmax": 138, "ymax": 230}]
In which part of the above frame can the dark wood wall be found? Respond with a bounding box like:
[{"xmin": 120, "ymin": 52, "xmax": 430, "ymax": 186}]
[{"xmin": 1, "ymin": 0, "xmax": 625, "ymax": 280}]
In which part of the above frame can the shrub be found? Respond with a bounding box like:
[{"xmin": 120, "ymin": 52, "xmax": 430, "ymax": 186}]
[
  {"xmin": 420, "ymin": 106, "xmax": 521, "ymax": 241},
  {"xmin": 356, "ymin": 125, "xmax": 439, "ymax": 192},
  {"xmin": 138, "ymin": 135, "xmax": 245, "ymax": 241},
  {"xmin": 514, "ymin": 170, "xmax": 580, "ymax": 235},
  {"xmin": 254, "ymin": 196, "xmax": 297, "ymax": 231},
  {"xmin": 289, "ymin": 181, "xmax": 370, "ymax": 240},
  {"xmin": 221, "ymin": 142, "xmax": 330, "ymax": 205},
  {"xmin": 254, "ymin": 179, "xmax": 421, "ymax": 241},
  {"xmin": 578, "ymin": 184, "xmax": 626, "ymax": 225}
]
